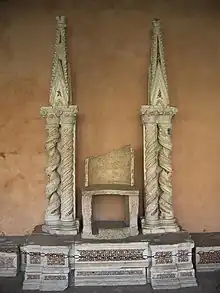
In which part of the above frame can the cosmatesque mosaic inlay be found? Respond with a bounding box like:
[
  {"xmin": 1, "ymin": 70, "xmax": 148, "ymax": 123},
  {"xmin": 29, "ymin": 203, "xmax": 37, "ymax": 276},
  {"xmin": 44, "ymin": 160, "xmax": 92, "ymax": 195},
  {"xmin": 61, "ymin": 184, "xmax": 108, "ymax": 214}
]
[
  {"xmin": 177, "ymin": 250, "xmax": 189, "ymax": 262},
  {"xmin": 44, "ymin": 275, "xmax": 67, "ymax": 280},
  {"xmin": 77, "ymin": 270, "xmax": 143, "ymax": 276},
  {"xmin": 78, "ymin": 249, "xmax": 145, "ymax": 262},
  {"xmin": 27, "ymin": 275, "xmax": 41, "ymax": 280},
  {"xmin": 180, "ymin": 271, "xmax": 193, "ymax": 277},
  {"xmin": 156, "ymin": 273, "xmax": 176, "ymax": 279},
  {"xmin": 198, "ymin": 251, "xmax": 220, "ymax": 264},
  {"xmin": 0, "ymin": 257, "xmax": 14, "ymax": 268},
  {"xmin": 30, "ymin": 253, "xmax": 41, "ymax": 265},
  {"xmin": 47, "ymin": 253, "xmax": 65, "ymax": 265},
  {"xmin": 155, "ymin": 251, "xmax": 173, "ymax": 264}
]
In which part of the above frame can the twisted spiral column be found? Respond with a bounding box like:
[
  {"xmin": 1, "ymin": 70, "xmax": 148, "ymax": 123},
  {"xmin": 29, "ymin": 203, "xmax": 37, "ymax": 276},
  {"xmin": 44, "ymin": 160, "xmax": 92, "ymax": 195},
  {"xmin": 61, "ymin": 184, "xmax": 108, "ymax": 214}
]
[
  {"xmin": 60, "ymin": 108, "xmax": 77, "ymax": 229},
  {"xmin": 43, "ymin": 111, "xmax": 61, "ymax": 225},
  {"xmin": 143, "ymin": 123, "xmax": 160, "ymax": 226},
  {"xmin": 158, "ymin": 122, "xmax": 178, "ymax": 230},
  {"xmin": 56, "ymin": 128, "xmax": 62, "ymax": 199}
]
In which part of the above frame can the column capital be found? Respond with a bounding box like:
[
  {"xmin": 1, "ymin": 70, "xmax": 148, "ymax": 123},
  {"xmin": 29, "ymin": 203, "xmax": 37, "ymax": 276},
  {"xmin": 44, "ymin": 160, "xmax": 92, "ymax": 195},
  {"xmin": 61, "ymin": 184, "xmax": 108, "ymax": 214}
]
[
  {"xmin": 40, "ymin": 106, "xmax": 60, "ymax": 125},
  {"xmin": 40, "ymin": 105, "xmax": 78, "ymax": 125},
  {"xmin": 140, "ymin": 105, "xmax": 178, "ymax": 124},
  {"xmin": 60, "ymin": 105, "xmax": 78, "ymax": 125}
]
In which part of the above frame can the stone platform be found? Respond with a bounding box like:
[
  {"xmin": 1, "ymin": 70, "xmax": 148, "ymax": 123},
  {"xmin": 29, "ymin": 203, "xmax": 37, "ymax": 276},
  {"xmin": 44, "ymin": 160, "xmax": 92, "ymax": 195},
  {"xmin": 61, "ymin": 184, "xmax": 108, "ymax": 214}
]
[
  {"xmin": 147, "ymin": 232, "xmax": 197, "ymax": 289},
  {"xmin": 1, "ymin": 271, "xmax": 220, "ymax": 293},
  {"xmin": 73, "ymin": 240, "xmax": 149, "ymax": 286},
  {"xmin": 0, "ymin": 231, "xmax": 199, "ymax": 291}
]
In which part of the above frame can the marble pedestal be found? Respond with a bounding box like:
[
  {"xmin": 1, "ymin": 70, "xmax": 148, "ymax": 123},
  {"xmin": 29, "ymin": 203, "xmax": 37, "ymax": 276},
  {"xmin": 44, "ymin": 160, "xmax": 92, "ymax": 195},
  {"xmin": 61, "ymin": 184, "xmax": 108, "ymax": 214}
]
[
  {"xmin": 40, "ymin": 246, "xmax": 70, "ymax": 291},
  {"xmin": 22, "ymin": 239, "xmax": 71, "ymax": 291},
  {"xmin": 0, "ymin": 239, "xmax": 18, "ymax": 277},
  {"xmin": 148, "ymin": 232, "xmax": 197, "ymax": 290},
  {"xmin": 196, "ymin": 246, "xmax": 220, "ymax": 272},
  {"xmin": 193, "ymin": 233, "xmax": 220, "ymax": 272},
  {"xmin": 22, "ymin": 244, "xmax": 42, "ymax": 290},
  {"xmin": 73, "ymin": 241, "xmax": 149, "ymax": 286},
  {"xmin": 2, "ymin": 232, "xmax": 198, "ymax": 290}
]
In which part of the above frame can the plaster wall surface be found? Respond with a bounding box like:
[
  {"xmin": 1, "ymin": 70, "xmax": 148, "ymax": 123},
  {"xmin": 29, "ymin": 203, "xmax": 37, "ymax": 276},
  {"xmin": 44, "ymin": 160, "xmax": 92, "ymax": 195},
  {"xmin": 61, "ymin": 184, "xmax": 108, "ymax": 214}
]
[{"xmin": 0, "ymin": 0, "xmax": 220, "ymax": 234}]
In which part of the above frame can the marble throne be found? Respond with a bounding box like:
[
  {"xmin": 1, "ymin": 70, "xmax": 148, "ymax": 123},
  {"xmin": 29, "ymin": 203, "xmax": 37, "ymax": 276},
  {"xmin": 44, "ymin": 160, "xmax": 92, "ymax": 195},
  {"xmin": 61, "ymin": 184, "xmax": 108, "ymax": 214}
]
[{"xmin": 81, "ymin": 145, "xmax": 139, "ymax": 239}]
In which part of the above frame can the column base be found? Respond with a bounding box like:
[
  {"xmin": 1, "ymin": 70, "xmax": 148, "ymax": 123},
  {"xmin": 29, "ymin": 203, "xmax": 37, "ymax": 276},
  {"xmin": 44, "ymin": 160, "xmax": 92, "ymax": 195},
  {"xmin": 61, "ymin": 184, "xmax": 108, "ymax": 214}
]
[
  {"xmin": 42, "ymin": 219, "xmax": 79, "ymax": 236},
  {"xmin": 44, "ymin": 215, "xmax": 60, "ymax": 227},
  {"xmin": 141, "ymin": 218, "xmax": 163, "ymax": 234},
  {"xmin": 141, "ymin": 217, "xmax": 180, "ymax": 234},
  {"xmin": 160, "ymin": 218, "xmax": 180, "ymax": 233}
]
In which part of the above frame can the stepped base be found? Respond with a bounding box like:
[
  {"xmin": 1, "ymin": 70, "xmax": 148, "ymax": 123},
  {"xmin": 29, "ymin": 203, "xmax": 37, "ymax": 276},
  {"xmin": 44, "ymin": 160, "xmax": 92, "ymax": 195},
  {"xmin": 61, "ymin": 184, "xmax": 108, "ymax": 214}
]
[
  {"xmin": 74, "ymin": 268, "xmax": 147, "ymax": 286},
  {"xmin": 141, "ymin": 218, "xmax": 180, "ymax": 234},
  {"xmin": 42, "ymin": 219, "xmax": 79, "ymax": 236}
]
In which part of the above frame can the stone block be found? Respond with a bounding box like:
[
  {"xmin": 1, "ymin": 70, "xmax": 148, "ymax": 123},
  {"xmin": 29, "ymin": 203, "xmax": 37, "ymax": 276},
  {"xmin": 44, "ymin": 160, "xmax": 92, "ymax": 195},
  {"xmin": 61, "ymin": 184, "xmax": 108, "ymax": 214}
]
[
  {"xmin": 42, "ymin": 219, "xmax": 79, "ymax": 236},
  {"xmin": 150, "ymin": 267, "xmax": 180, "ymax": 290},
  {"xmin": 178, "ymin": 269, "xmax": 197, "ymax": 288},
  {"xmin": 40, "ymin": 271, "xmax": 69, "ymax": 291},
  {"xmin": 74, "ymin": 241, "xmax": 149, "ymax": 269},
  {"xmin": 176, "ymin": 241, "xmax": 194, "ymax": 270},
  {"xmin": 74, "ymin": 267, "xmax": 146, "ymax": 286},
  {"xmin": 141, "ymin": 220, "xmax": 166, "ymax": 235},
  {"xmin": 196, "ymin": 246, "xmax": 220, "ymax": 272},
  {"xmin": 176, "ymin": 241, "xmax": 197, "ymax": 288},
  {"xmin": 22, "ymin": 244, "xmax": 42, "ymax": 290},
  {"xmin": 149, "ymin": 243, "xmax": 177, "ymax": 269},
  {"xmin": 23, "ymin": 245, "xmax": 42, "ymax": 272},
  {"xmin": 148, "ymin": 236, "xmax": 197, "ymax": 290},
  {"xmin": 148, "ymin": 243, "xmax": 180, "ymax": 289},
  {"xmin": 0, "ymin": 240, "xmax": 18, "ymax": 277},
  {"xmin": 41, "ymin": 245, "xmax": 69, "ymax": 270},
  {"xmin": 74, "ymin": 241, "xmax": 149, "ymax": 286},
  {"xmin": 40, "ymin": 246, "xmax": 70, "ymax": 291},
  {"xmin": 22, "ymin": 242, "xmax": 71, "ymax": 291},
  {"xmin": 23, "ymin": 272, "xmax": 42, "ymax": 291}
]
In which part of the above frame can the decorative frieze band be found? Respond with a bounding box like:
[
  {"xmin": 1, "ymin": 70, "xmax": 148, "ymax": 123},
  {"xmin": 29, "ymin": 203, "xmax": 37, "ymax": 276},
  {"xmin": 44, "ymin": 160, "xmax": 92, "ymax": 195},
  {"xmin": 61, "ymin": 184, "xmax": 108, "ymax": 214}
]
[
  {"xmin": 40, "ymin": 106, "xmax": 78, "ymax": 122},
  {"xmin": 141, "ymin": 105, "xmax": 178, "ymax": 124}
]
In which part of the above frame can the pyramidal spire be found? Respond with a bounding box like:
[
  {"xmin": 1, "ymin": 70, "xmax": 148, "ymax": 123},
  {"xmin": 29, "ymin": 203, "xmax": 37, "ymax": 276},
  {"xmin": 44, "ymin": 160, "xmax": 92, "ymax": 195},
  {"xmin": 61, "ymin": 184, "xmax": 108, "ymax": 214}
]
[
  {"xmin": 148, "ymin": 19, "xmax": 169, "ymax": 107},
  {"xmin": 49, "ymin": 16, "xmax": 71, "ymax": 107}
]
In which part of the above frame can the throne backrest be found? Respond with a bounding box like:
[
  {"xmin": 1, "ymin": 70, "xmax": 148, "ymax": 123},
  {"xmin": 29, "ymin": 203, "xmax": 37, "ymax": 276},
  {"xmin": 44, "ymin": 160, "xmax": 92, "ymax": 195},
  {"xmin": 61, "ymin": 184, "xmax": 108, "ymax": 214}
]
[{"xmin": 84, "ymin": 145, "xmax": 135, "ymax": 187}]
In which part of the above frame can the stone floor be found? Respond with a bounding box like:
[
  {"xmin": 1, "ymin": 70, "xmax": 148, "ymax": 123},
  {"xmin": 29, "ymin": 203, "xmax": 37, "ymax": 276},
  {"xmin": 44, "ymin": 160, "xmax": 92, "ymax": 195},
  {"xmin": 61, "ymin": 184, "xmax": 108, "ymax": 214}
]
[{"xmin": 0, "ymin": 272, "xmax": 220, "ymax": 293}]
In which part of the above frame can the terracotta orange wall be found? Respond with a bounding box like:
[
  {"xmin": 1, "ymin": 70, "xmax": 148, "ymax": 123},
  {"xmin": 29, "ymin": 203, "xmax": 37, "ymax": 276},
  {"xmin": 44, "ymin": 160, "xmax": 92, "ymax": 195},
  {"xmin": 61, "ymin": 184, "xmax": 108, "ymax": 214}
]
[{"xmin": 0, "ymin": 0, "xmax": 220, "ymax": 235}]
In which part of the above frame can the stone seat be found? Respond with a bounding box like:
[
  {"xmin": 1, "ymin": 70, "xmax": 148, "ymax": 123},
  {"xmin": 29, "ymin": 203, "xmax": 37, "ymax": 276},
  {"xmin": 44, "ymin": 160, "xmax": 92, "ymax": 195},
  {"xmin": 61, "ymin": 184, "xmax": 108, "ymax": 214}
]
[
  {"xmin": 83, "ymin": 184, "xmax": 138, "ymax": 192},
  {"xmin": 81, "ymin": 145, "xmax": 139, "ymax": 240}
]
